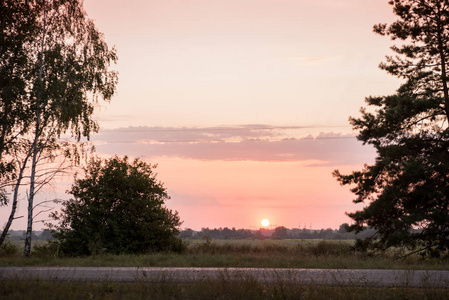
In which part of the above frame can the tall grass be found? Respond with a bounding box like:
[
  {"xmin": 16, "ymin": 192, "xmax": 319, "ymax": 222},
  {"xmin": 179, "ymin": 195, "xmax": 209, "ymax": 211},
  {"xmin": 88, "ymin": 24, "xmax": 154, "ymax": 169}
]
[
  {"xmin": 1, "ymin": 239, "xmax": 448, "ymax": 270},
  {"xmin": 1, "ymin": 277, "xmax": 448, "ymax": 300},
  {"xmin": 186, "ymin": 239, "xmax": 354, "ymax": 256}
]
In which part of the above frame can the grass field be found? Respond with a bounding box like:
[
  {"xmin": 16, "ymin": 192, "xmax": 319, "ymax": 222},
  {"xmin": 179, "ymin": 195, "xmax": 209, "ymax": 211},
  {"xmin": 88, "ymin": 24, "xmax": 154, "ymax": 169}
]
[{"xmin": 1, "ymin": 239, "xmax": 448, "ymax": 270}]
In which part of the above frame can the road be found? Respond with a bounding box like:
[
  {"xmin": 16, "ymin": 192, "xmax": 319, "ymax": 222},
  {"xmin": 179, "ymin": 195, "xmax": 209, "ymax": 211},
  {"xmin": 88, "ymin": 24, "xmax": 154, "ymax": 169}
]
[{"xmin": 1, "ymin": 267, "xmax": 449, "ymax": 287}]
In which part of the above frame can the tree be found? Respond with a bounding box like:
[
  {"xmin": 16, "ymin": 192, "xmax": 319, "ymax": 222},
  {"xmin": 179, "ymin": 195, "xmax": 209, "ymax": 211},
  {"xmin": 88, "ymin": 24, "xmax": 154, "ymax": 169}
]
[
  {"xmin": 50, "ymin": 156, "xmax": 183, "ymax": 255},
  {"xmin": 0, "ymin": 1, "xmax": 36, "ymax": 167},
  {"xmin": 333, "ymin": 0, "xmax": 449, "ymax": 256},
  {"xmin": 0, "ymin": 0, "xmax": 118, "ymax": 256},
  {"xmin": 271, "ymin": 226, "xmax": 289, "ymax": 239},
  {"xmin": 338, "ymin": 223, "xmax": 349, "ymax": 234},
  {"xmin": 0, "ymin": 1, "xmax": 38, "ymax": 225}
]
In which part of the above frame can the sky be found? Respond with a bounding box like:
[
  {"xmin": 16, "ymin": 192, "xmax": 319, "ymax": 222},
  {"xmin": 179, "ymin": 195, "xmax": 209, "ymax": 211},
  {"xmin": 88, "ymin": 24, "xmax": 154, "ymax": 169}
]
[{"xmin": 2, "ymin": 0, "xmax": 403, "ymax": 231}]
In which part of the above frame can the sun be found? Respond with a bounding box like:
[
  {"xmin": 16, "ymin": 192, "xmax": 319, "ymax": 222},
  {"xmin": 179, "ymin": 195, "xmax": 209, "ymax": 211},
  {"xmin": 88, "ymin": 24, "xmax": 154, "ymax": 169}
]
[{"xmin": 261, "ymin": 219, "xmax": 270, "ymax": 227}]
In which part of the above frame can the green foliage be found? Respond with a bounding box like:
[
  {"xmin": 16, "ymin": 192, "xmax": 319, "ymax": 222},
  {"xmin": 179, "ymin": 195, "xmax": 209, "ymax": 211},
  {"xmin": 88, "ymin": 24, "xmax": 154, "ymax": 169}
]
[
  {"xmin": 334, "ymin": 0, "xmax": 449, "ymax": 256},
  {"xmin": 0, "ymin": 240, "xmax": 19, "ymax": 257},
  {"xmin": 50, "ymin": 156, "xmax": 183, "ymax": 256},
  {"xmin": 32, "ymin": 241, "xmax": 60, "ymax": 259},
  {"xmin": 0, "ymin": 0, "xmax": 118, "ymax": 174},
  {"xmin": 24, "ymin": 0, "xmax": 118, "ymax": 139},
  {"xmin": 0, "ymin": 1, "xmax": 36, "ymax": 160}
]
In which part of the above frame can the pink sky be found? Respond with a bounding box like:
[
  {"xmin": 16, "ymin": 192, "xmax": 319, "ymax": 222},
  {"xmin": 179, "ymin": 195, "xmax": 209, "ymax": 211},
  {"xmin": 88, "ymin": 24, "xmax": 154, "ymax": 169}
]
[
  {"xmin": 2, "ymin": 0, "xmax": 402, "ymax": 230},
  {"xmin": 86, "ymin": 0, "xmax": 399, "ymax": 129}
]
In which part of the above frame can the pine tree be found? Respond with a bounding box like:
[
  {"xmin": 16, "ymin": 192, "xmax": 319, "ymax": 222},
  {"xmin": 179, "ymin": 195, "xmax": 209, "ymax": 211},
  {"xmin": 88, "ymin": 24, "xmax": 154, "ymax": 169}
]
[{"xmin": 334, "ymin": 0, "xmax": 449, "ymax": 256}]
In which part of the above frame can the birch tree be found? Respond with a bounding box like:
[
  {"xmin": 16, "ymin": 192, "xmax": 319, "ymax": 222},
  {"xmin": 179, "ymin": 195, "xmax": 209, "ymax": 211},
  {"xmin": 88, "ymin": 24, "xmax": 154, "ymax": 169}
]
[{"xmin": 0, "ymin": 0, "xmax": 118, "ymax": 256}]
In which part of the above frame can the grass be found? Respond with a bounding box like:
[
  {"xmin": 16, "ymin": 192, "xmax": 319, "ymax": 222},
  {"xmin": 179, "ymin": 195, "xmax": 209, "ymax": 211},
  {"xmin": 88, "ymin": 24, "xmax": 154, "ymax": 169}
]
[
  {"xmin": 1, "ymin": 276, "xmax": 449, "ymax": 299},
  {"xmin": 1, "ymin": 239, "xmax": 448, "ymax": 270}
]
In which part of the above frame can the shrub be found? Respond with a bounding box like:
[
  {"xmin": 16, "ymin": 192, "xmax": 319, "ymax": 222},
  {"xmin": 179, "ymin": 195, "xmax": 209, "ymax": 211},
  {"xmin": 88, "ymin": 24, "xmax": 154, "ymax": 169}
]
[
  {"xmin": 0, "ymin": 241, "xmax": 19, "ymax": 257},
  {"xmin": 32, "ymin": 241, "xmax": 61, "ymax": 258},
  {"xmin": 50, "ymin": 156, "xmax": 183, "ymax": 256}
]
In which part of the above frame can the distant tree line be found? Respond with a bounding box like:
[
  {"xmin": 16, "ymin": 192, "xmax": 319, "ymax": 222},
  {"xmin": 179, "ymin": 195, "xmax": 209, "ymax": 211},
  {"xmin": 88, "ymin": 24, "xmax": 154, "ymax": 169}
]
[
  {"xmin": 179, "ymin": 224, "xmax": 378, "ymax": 240},
  {"xmin": 2, "ymin": 229, "xmax": 53, "ymax": 241},
  {"xmin": 3, "ymin": 223, "xmax": 413, "ymax": 244}
]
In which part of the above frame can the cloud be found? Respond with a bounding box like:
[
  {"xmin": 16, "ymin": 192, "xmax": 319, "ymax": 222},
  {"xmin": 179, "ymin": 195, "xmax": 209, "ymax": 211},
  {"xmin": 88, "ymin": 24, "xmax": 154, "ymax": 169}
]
[
  {"xmin": 91, "ymin": 125, "xmax": 375, "ymax": 166},
  {"xmin": 169, "ymin": 191, "xmax": 220, "ymax": 207},
  {"xmin": 94, "ymin": 124, "xmax": 295, "ymax": 143},
  {"xmin": 291, "ymin": 56, "xmax": 325, "ymax": 62}
]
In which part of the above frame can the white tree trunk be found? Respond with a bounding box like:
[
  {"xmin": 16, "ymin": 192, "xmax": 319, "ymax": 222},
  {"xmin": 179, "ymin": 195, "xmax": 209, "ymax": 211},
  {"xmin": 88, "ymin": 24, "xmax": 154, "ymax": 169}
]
[
  {"xmin": 0, "ymin": 152, "xmax": 30, "ymax": 247},
  {"xmin": 24, "ymin": 0, "xmax": 47, "ymax": 257}
]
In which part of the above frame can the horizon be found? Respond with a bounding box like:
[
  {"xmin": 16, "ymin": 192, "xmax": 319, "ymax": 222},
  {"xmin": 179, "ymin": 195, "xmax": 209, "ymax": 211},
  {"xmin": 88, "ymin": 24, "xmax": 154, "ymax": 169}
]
[{"xmin": 4, "ymin": 224, "xmax": 350, "ymax": 233}]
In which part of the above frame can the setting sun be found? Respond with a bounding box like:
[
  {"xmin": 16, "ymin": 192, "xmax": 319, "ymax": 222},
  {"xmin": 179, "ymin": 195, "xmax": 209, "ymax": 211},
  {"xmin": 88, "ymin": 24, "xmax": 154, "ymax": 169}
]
[{"xmin": 261, "ymin": 219, "xmax": 270, "ymax": 227}]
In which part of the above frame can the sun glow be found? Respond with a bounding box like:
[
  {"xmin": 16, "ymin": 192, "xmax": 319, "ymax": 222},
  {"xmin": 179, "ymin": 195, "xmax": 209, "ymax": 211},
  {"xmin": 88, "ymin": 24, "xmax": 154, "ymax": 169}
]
[{"xmin": 261, "ymin": 219, "xmax": 270, "ymax": 227}]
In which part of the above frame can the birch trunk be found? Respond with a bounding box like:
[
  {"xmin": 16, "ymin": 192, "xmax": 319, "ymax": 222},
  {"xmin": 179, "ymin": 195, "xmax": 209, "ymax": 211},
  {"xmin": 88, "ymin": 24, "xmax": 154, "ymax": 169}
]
[
  {"xmin": 0, "ymin": 153, "xmax": 29, "ymax": 247},
  {"xmin": 24, "ymin": 0, "xmax": 47, "ymax": 257}
]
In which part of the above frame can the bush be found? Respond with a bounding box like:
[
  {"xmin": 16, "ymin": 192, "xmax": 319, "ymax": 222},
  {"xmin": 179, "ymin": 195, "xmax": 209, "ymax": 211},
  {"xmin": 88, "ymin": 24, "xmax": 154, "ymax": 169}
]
[
  {"xmin": 50, "ymin": 156, "xmax": 183, "ymax": 256},
  {"xmin": 0, "ymin": 241, "xmax": 19, "ymax": 257},
  {"xmin": 308, "ymin": 240, "xmax": 353, "ymax": 257},
  {"xmin": 32, "ymin": 241, "xmax": 61, "ymax": 258}
]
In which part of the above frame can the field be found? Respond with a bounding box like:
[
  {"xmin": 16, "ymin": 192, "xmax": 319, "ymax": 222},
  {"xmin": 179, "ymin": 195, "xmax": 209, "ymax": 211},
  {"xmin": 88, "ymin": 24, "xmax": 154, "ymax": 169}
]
[
  {"xmin": 1, "ymin": 239, "xmax": 448, "ymax": 270},
  {"xmin": 1, "ymin": 239, "xmax": 449, "ymax": 299}
]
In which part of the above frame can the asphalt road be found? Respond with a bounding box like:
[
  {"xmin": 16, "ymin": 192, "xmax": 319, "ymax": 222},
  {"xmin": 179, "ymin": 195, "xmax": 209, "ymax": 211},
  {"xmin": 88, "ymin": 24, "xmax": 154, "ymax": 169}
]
[{"xmin": 1, "ymin": 267, "xmax": 449, "ymax": 287}]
